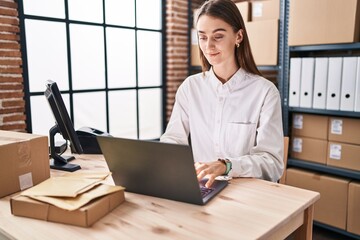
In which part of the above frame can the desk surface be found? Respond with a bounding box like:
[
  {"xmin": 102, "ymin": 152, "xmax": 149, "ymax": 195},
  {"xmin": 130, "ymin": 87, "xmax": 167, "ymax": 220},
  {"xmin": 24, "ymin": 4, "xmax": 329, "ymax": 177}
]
[{"xmin": 0, "ymin": 154, "xmax": 320, "ymax": 240}]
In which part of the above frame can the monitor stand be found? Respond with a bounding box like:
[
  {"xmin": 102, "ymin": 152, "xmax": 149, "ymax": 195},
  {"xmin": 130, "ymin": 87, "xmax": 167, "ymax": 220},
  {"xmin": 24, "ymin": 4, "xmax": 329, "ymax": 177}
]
[{"xmin": 49, "ymin": 125, "xmax": 81, "ymax": 172}]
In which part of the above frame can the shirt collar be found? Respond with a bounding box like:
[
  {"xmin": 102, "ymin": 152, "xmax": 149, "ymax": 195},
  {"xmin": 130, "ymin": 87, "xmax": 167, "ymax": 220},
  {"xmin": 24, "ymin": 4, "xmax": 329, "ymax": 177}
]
[{"xmin": 208, "ymin": 67, "xmax": 247, "ymax": 94}]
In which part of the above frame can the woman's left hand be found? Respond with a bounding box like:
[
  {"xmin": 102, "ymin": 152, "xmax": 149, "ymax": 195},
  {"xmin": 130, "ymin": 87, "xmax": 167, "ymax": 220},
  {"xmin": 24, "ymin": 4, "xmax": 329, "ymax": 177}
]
[{"xmin": 194, "ymin": 161, "xmax": 226, "ymax": 188}]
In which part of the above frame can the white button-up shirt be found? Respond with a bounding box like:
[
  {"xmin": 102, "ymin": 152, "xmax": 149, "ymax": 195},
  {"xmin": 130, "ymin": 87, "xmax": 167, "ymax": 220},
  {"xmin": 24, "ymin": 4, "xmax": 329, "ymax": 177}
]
[{"xmin": 160, "ymin": 68, "xmax": 284, "ymax": 182}]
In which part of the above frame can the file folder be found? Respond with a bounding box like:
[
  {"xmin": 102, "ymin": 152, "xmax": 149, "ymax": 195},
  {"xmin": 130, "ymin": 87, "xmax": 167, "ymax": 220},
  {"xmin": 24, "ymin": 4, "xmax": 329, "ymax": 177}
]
[
  {"xmin": 289, "ymin": 58, "xmax": 302, "ymax": 107},
  {"xmin": 355, "ymin": 57, "xmax": 360, "ymax": 112},
  {"xmin": 326, "ymin": 57, "xmax": 343, "ymax": 110},
  {"xmin": 340, "ymin": 57, "xmax": 358, "ymax": 111},
  {"xmin": 300, "ymin": 58, "xmax": 315, "ymax": 108},
  {"xmin": 313, "ymin": 58, "xmax": 328, "ymax": 109}
]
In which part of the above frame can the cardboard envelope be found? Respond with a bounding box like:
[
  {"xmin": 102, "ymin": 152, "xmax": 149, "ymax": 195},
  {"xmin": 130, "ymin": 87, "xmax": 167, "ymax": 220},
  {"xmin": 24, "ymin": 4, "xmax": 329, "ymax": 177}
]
[
  {"xmin": 20, "ymin": 172, "xmax": 111, "ymax": 197},
  {"xmin": 29, "ymin": 184, "xmax": 125, "ymax": 211}
]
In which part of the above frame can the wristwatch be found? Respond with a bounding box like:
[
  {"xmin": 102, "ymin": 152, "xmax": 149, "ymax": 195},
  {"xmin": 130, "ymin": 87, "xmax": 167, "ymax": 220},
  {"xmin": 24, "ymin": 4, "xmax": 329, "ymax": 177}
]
[{"xmin": 218, "ymin": 159, "xmax": 232, "ymax": 175}]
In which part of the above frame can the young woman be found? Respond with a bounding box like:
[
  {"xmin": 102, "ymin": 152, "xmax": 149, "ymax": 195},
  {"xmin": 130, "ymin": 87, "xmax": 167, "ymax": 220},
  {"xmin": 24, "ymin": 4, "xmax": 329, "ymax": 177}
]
[{"xmin": 161, "ymin": 0, "xmax": 284, "ymax": 188}]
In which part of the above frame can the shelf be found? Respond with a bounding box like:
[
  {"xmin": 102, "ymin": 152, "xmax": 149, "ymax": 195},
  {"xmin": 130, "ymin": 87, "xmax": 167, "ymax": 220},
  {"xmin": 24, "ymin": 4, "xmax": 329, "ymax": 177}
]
[
  {"xmin": 258, "ymin": 66, "xmax": 279, "ymax": 71},
  {"xmin": 287, "ymin": 158, "xmax": 360, "ymax": 180},
  {"xmin": 288, "ymin": 107, "xmax": 360, "ymax": 118},
  {"xmin": 289, "ymin": 42, "xmax": 360, "ymax": 52},
  {"xmin": 314, "ymin": 222, "xmax": 360, "ymax": 240}
]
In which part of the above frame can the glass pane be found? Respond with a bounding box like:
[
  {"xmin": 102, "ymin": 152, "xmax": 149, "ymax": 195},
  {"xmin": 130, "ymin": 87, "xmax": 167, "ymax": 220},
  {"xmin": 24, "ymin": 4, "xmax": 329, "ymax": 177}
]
[
  {"xmin": 108, "ymin": 90, "xmax": 137, "ymax": 138},
  {"xmin": 70, "ymin": 24, "xmax": 105, "ymax": 90},
  {"xmin": 25, "ymin": 20, "xmax": 69, "ymax": 92},
  {"xmin": 137, "ymin": 31, "xmax": 162, "ymax": 87},
  {"xmin": 73, "ymin": 92, "xmax": 107, "ymax": 132},
  {"xmin": 106, "ymin": 28, "xmax": 136, "ymax": 88},
  {"xmin": 23, "ymin": 0, "xmax": 65, "ymax": 18},
  {"xmin": 105, "ymin": 0, "xmax": 135, "ymax": 27},
  {"xmin": 136, "ymin": 0, "xmax": 162, "ymax": 30},
  {"xmin": 139, "ymin": 88, "xmax": 162, "ymax": 139},
  {"xmin": 68, "ymin": 0, "xmax": 103, "ymax": 23},
  {"xmin": 31, "ymin": 95, "xmax": 71, "ymax": 143}
]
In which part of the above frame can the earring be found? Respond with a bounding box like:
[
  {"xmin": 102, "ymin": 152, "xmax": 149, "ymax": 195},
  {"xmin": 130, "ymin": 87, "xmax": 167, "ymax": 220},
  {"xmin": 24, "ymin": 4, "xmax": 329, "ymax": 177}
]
[{"xmin": 236, "ymin": 43, "xmax": 240, "ymax": 48}]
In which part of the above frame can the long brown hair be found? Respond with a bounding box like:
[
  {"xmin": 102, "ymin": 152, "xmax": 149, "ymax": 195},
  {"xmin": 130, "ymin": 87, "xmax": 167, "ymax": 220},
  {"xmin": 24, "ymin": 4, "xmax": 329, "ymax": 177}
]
[{"xmin": 195, "ymin": 0, "xmax": 262, "ymax": 76}]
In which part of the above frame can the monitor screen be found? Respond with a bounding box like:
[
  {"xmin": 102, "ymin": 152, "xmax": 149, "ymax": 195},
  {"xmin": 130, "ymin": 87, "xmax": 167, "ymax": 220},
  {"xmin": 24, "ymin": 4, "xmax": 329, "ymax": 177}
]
[{"xmin": 45, "ymin": 80, "xmax": 83, "ymax": 171}]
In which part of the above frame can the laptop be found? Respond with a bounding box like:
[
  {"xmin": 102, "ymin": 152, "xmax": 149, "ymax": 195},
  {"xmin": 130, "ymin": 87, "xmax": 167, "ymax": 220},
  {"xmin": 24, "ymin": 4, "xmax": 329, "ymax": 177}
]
[{"xmin": 97, "ymin": 136, "xmax": 228, "ymax": 205}]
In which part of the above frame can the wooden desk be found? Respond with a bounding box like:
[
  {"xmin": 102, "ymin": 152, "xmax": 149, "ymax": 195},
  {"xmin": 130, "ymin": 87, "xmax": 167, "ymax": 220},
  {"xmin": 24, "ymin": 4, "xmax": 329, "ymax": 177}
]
[{"xmin": 0, "ymin": 154, "xmax": 319, "ymax": 240}]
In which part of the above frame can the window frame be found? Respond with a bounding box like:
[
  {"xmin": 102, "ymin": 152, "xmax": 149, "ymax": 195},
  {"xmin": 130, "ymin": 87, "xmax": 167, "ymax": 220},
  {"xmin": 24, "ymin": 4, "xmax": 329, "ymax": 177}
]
[{"xmin": 18, "ymin": 0, "xmax": 167, "ymax": 140}]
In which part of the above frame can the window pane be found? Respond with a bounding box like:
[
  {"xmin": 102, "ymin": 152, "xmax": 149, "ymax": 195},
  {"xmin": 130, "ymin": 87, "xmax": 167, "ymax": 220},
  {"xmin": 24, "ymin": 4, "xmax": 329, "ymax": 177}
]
[
  {"xmin": 108, "ymin": 90, "xmax": 137, "ymax": 138},
  {"xmin": 25, "ymin": 20, "xmax": 69, "ymax": 92},
  {"xmin": 23, "ymin": 0, "xmax": 65, "ymax": 18},
  {"xmin": 139, "ymin": 88, "xmax": 162, "ymax": 139},
  {"xmin": 31, "ymin": 95, "xmax": 71, "ymax": 143},
  {"xmin": 137, "ymin": 31, "xmax": 162, "ymax": 87},
  {"xmin": 136, "ymin": 0, "xmax": 162, "ymax": 30},
  {"xmin": 105, "ymin": 0, "xmax": 135, "ymax": 27},
  {"xmin": 68, "ymin": 0, "xmax": 103, "ymax": 23},
  {"xmin": 73, "ymin": 92, "xmax": 107, "ymax": 132},
  {"xmin": 70, "ymin": 24, "xmax": 105, "ymax": 90},
  {"xmin": 106, "ymin": 28, "xmax": 136, "ymax": 88}
]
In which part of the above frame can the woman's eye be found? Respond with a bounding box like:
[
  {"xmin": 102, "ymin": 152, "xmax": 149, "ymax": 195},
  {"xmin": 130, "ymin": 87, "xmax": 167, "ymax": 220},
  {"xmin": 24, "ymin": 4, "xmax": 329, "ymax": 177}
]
[
  {"xmin": 214, "ymin": 36, "xmax": 223, "ymax": 40},
  {"xmin": 199, "ymin": 36, "xmax": 207, "ymax": 41}
]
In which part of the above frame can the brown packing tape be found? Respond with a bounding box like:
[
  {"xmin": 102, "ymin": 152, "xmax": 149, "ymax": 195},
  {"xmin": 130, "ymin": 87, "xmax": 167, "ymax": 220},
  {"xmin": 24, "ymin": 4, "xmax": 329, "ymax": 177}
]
[{"xmin": 17, "ymin": 141, "xmax": 32, "ymax": 168}]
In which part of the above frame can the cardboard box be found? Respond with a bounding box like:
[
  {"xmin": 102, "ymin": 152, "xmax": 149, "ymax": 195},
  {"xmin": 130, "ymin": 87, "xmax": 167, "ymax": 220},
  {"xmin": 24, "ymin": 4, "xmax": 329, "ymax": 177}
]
[
  {"xmin": 236, "ymin": 1, "xmax": 250, "ymax": 22},
  {"xmin": 251, "ymin": 0, "xmax": 280, "ymax": 21},
  {"xmin": 286, "ymin": 168, "xmax": 350, "ymax": 229},
  {"xmin": 290, "ymin": 136, "xmax": 327, "ymax": 164},
  {"xmin": 10, "ymin": 189, "xmax": 125, "ymax": 227},
  {"xmin": 245, "ymin": 19, "xmax": 278, "ymax": 65},
  {"xmin": 347, "ymin": 181, "xmax": 360, "ymax": 235},
  {"xmin": 191, "ymin": 28, "xmax": 201, "ymax": 66},
  {"xmin": 0, "ymin": 130, "xmax": 50, "ymax": 198},
  {"xmin": 292, "ymin": 113, "xmax": 328, "ymax": 140},
  {"xmin": 327, "ymin": 142, "xmax": 360, "ymax": 172},
  {"xmin": 328, "ymin": 117, "xmax": 360, "ymax": 145},
  {"xmin": 289, "ymin": 0, "xmax": 360, "ymax": 46}
]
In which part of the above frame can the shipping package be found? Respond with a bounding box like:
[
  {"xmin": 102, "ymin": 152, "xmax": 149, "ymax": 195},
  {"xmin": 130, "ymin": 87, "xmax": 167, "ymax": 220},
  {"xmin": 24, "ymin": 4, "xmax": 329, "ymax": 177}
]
[
  {"xmin": 10, "ymin": 172, "xmax": 125, "ymax": 227},
  {"xmin": 286, "ymin": 168, "xmax": 350, "ymax": 230},
  {"xmin": 291, "ymin": 114, "xmax": 329, "ymax": 140},
  {"xmin": 327, "ymin": 142, "xmax": 360, "ymax": 171},
  {"xmin": 288, "ymin": 0, "xmax": 360, "ymax": 46},
  {"xmin": 0, "ymin": 130, "xmax": 50, "ymax": 198},
  {"xmin": 347, "ymin": 181, "xmax": 360, "ymax": 235},
  {"xmin": 328, "ymin": 117, "xmax": 360, "ymax": 145},
  {"xmin": 245, "ymin": 19, "xmax": 278, "ymax": 65},
  {"xmin": 290, "ymin": 136, "xmax": 327, "ymax": 164}
]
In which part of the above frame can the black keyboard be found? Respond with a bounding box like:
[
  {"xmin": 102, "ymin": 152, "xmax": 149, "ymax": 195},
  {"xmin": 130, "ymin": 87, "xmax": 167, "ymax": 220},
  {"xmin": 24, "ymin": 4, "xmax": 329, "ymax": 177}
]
[{"xmin": 200, "ymin": 186, "xmax": 214, "ymax": 198}]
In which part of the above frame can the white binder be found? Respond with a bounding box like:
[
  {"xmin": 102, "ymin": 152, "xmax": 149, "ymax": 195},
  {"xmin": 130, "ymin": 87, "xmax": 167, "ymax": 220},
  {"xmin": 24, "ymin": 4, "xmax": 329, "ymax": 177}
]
[
  {"xmin": 299, "ymin": 58, "xmax": 315, "ymax": 108},
  {"xmin": 355, "ymin": 57, "xmax": 360, "ymax": 112},
  {"xmin": 326, "ymin": 57, "xmax": 343, "ymax": 110},
  {"xmin": 313, "ymin": 58, "xmax": 328, "ymax": 109},
  {"xmin": 340, "ymin": 57, "xmax": 358, "ymax": 111},
  {"xmin": 289, "ymin": 58, "xmax": 302, "ymax": 107}
]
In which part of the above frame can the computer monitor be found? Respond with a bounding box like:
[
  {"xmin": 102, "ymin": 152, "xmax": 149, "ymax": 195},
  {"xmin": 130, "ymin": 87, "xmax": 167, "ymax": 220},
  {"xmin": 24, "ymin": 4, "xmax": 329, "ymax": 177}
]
[{"xmin": 44, "ymin": 80, "xmax": 83, "ymax": 172}]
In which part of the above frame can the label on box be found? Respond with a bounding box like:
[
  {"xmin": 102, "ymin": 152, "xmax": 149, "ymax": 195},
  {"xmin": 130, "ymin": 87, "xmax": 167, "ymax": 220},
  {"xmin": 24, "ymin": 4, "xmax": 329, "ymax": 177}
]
[
  {"xmin": 19, "ymin": 172, "xmax": 33, "ymax": 190},
  {"xmin": 329, "ymin": 144, "xmax": 342, "ymax": 160},
  {"xmin": 252, "ymin": 2, "xmax": 263, "ymax": 17},
  {"xmin": 293, "ymin": 114, "xmax": 303, "ymax": 129},
  {"xmin": 331, "ymin": 119, "xmax": 343, "ymax": 135},
  {"xmin": 292, "ymin": 138, "xmax": 302, "ymax": 153}
]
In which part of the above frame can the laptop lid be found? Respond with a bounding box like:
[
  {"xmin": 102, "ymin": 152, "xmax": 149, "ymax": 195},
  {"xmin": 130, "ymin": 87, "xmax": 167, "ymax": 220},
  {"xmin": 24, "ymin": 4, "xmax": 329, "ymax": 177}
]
[{"xmin": 97, "ymin": 136, "xmax": 228, "ymax": 205}]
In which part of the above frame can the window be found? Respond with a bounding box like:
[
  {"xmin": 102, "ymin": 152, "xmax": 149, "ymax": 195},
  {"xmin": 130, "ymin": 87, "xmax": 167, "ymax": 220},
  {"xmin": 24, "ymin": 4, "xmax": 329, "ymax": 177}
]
[{"xmin": 20, "ymin": 0, "xmax": 165, "ymax": 140}]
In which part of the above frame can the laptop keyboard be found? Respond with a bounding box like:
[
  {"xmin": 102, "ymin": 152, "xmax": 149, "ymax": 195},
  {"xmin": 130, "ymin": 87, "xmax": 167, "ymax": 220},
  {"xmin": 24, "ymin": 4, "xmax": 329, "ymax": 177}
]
[{"xmin": 200, "ymin": 186, "xmax": 214, "ymax": 198}]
